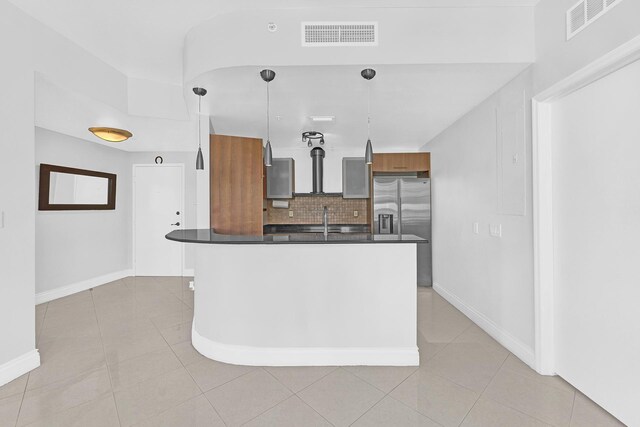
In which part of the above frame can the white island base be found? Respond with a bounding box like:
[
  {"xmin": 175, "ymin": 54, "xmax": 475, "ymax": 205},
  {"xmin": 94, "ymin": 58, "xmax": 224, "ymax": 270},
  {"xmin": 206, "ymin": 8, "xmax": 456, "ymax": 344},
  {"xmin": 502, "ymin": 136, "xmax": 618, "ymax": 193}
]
[{"xmin": 192, "ymin": 242, "xmax": 419, "ymax": 366}]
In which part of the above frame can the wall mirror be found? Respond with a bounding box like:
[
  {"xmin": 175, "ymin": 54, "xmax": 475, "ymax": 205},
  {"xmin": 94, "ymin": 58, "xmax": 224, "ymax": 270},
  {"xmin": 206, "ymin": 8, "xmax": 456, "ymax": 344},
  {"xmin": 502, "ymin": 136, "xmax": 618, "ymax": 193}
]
[{"xmin": 39, "ymin": 164, "xmax": 117, "ymax": 210}]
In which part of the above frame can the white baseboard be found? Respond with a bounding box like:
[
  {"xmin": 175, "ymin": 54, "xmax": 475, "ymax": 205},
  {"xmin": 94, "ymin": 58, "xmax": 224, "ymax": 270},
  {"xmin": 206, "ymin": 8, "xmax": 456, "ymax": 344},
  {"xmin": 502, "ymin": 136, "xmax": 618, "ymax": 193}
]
[
  {"xmin": 183, "ymin": 268, "xmax": 194, "ymax": 276},
  {"xmin": 0, "ymin": 350, "xmax": 40, "ymax": 388},
  {"xmin": 35, "ymin": 269, "xmax": 133, "ymax": 305},
  {"xmin": 433, "ymin": 282, "xmax": 536, "ymax": 368},
  {"xmin": 192, "ymin": 328, "xmax": 419, "ymax": 367}
]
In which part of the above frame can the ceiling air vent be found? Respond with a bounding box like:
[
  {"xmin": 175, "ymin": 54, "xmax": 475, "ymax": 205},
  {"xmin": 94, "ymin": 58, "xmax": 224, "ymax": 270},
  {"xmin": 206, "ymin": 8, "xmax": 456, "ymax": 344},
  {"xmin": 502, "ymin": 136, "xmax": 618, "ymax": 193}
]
[
  {"xmin": 567, "ymin": 0, "xmax": 624, "ymax": 40},
  {"xmin": 302, "ymin": 22, "xmax": 378, "ymax": 47}
]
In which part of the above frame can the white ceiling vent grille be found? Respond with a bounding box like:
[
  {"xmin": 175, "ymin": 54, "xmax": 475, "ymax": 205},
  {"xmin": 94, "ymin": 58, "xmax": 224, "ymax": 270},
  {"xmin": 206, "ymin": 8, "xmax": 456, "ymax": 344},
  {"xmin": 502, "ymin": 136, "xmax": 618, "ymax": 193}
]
[
  {"xmin": 302, "ymin": 22, "xmax": 378, "ymax": 47},
  {"xmin": 567, "ymin": 0, "xmax": 624, "ymax": 39}
]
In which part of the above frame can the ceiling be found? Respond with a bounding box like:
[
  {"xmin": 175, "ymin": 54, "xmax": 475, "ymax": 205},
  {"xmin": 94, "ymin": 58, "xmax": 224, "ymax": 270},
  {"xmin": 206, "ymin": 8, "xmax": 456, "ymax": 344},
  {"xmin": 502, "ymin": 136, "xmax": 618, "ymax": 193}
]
[
  {"xmin": 198, "ymin": 63, "xmax": 530, "ymax": 151},
  {"xmin": 9, "ymin": 0, "xmax": 539, "ymax": 84}
]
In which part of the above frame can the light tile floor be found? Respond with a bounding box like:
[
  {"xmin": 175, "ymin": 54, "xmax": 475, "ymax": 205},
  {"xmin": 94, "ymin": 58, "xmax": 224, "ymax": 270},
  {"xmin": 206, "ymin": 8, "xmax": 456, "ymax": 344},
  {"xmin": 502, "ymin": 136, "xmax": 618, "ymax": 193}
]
[{"xmin": 0, "ymin": 277, "xmax": 626, "ymax": 426}]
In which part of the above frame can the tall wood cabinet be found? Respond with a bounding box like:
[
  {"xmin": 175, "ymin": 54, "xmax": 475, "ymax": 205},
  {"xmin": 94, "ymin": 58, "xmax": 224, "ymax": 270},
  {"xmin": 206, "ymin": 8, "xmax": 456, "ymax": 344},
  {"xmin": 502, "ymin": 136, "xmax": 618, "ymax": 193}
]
[{"xmin": 210, "ymin": 134, "xmax": 264, "ymax": 235}]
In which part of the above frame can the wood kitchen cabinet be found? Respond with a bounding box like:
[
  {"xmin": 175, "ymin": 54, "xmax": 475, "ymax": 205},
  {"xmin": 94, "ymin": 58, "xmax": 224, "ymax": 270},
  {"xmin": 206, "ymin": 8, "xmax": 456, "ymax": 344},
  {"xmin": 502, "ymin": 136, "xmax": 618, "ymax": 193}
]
[
  {"xmin": 372, "ymin": 153, "xmax": 430, "ymax": 174},
  {"xmin": 210, "ymin": 134, "xmax": 263, "ymax": 235}
]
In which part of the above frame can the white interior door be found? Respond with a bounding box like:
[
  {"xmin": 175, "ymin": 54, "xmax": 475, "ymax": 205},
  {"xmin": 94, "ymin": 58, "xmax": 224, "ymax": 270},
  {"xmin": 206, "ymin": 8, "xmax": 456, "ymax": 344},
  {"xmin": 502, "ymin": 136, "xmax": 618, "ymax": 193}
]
[
  {"xmin": 550, "ymin": 59, "xmax": 640, "ymax": 426},
  {"xmin": 134, "ymin": 165, "xmax": 184, "ymax": 276}
]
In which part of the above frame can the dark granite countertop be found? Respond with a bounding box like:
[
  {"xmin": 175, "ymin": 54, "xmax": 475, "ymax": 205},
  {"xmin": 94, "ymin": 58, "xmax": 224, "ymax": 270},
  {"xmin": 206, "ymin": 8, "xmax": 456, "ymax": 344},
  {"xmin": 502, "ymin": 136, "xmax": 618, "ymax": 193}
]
[{"xmin": 166, "ymin": 229, "xmax": 428, "ymax": 245}]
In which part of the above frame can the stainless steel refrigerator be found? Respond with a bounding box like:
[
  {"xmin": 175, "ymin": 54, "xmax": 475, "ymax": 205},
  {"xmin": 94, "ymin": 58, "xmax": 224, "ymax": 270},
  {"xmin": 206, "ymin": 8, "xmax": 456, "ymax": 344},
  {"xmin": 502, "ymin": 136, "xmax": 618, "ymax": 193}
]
[{"xmin": 373, "ymin": 177, "xmax": 432, "ymax": 286}]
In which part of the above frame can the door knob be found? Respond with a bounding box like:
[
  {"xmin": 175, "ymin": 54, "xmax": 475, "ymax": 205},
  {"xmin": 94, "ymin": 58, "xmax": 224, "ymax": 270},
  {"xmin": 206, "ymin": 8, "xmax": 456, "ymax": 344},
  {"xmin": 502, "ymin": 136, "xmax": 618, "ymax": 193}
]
[{"xmin": 171, "ymin": 222, "xmax": 180, "ymax": 226}]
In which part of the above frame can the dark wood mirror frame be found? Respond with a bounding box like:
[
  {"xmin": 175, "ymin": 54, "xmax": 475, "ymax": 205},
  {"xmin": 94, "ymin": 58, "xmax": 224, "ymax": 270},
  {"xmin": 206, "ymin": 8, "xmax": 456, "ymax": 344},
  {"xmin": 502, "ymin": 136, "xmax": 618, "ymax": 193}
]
[{"xmin": 39, "ymin": 163, "xmax": 117, "ymax": 211}]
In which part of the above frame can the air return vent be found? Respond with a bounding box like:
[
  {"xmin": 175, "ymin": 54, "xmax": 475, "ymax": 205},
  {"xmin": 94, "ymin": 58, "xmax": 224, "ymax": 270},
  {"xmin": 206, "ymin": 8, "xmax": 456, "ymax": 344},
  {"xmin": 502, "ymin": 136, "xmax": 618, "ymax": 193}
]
[
  {"xmin": 302, "ymin": 22, "xmax": 378, "ymax": 47},
  {"xmin": 567, "ymin": 0, "xmax": 624, "ymax": 40}
]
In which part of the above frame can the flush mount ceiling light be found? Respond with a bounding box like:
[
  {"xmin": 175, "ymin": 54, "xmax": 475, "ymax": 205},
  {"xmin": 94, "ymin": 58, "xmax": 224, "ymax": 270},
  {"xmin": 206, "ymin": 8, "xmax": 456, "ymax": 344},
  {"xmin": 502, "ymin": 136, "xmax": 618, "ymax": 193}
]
[
  {"xmin": 88, "ymin": 127, "xmax": 132, "ymax": 142},
  {"xmin": 309, "ymin": 116, "xmax": 335, "ymax": 122},
  {"xmin": 193, "ymin": 87, "xmax": 208, "ymax": 170},
  {"xmin": 302, "ymin": 131, "xmax": 324, "ymax": 148},
  {"xmin": 361, "ymin": 68, "xmax": 376, "ymax": 165},
  {"xmin": 260, "ymin": 69, "xmax": 276, "ymax": 167}
]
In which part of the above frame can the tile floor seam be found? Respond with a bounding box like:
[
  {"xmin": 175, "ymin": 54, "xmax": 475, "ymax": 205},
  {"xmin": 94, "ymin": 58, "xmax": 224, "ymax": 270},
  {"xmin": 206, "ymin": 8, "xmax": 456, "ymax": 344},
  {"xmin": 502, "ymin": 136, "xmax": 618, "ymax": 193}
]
[
  {"xmin": 18, "ymin": 389, "xmax": 114, "ymax": 427},
  {"xmin": 346, "ymin": 366, "xmax": 420, "ymax": 396},
  {"xmin": 263, "ymin": 368, "xmax": 339, "ymax": 426},
  {"xmin": 12, "ymin": 372, "xmax": 29, "ymax": 427},
  {"xmin": 500, "ymin": 360, "xmax": 578, "ymax": 397},
  {"xmin": 285, "ymin": 366, "xmax": 339, "ymax": 395},
  {"xmin": 111, "ymin": 278, "xmax": 206, "ymax": 427},
  {"xmin": 456, "ymin": 351, "xmax": 510, "ymax": 426},
  {"xmin": 568, "ymin": 390, "xmax": 577, "ymax": 426},
  {"xmin": 288, "ymin": 395, "xmax": 336, "ymax": 427},
  {"xmin": 293, "ymin": 367, "xmax": 385, "ymax": 427},
  {"xmin": 478, "ymin": 368, "xmax": 575, "ymax": 427},
  {"xmin": 345, "ymin": 390, "xmax": 391, "ymax": 427},
  {"xmin": 234, "ymin": 386, "xmax": 301, "ymax": 427},
  {"xmin": 89, "ymin": 286, "xmax": 124, "ymax": 427},
  {"xmin": 152, "ymin": 280, "xmax": 230, "ymax": 426}
]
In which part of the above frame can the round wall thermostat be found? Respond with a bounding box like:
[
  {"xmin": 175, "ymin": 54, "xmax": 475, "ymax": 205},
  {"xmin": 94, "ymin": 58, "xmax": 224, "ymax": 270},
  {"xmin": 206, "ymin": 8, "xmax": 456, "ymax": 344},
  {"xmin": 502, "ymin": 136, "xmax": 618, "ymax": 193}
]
[
  {"xmin": 155, "ymin": 156, "xmax": 163, "ymax": 164},
  {"xmin": 267, "ymin": 22, "xmax": 277, "ymax": 32}
]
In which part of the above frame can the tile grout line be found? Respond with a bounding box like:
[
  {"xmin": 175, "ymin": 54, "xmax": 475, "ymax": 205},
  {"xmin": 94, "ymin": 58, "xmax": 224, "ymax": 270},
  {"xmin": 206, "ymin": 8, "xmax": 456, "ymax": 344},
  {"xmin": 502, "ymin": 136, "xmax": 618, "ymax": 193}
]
[
  {"xmin": 15, "ymin": 301, "xmax": 45, "ymax": 426},
  {"xmin": 232, "ymin": 368, "xmax": 296, "ymax": 427},
  {"xmin": 261, "ymin": 366, "xmax": 336, "ymax": 426},
  {"xmin": 12, "ymin": 372, "xmax": 30, "ymax": 427},
  {"xmin": 568, "ymin": 389, "xmax": 577, "ymax": 426},
  {"xmin": 121, "ymin": 276, "xmax": 218, "ymax": 427},
  {"xmin": 17, "ymin": 293, "xmax": 111, "ymax": 426},
  {"xmin": 90, "ymin": 284, "xmax": 123, "ymax": 427},
  {"xmin": 456, "ymin": 348, "xmax": 512, "ymax": 426},
  {"xmin": 155, "ymin": 275, "xmax": 234, "ymax": 426},
  {"xmin": 345, "ymin": 297, "xmax": 474, "ymax": 426},
  {"xmin": 476, "ymin": 354, "xmax": 575, "ymax": 426}
]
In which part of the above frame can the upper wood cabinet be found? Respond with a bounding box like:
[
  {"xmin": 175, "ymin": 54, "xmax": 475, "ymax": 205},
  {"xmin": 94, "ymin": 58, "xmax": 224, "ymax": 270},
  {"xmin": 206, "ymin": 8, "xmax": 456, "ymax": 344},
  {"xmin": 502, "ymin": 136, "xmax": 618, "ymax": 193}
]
[
  {"xmin": 372, "ymin": 153, "xmax": 430, "ymax": 173},
  {"xmin": 210, "ymin": 134, "xmax": 264, "ymax": 235}
]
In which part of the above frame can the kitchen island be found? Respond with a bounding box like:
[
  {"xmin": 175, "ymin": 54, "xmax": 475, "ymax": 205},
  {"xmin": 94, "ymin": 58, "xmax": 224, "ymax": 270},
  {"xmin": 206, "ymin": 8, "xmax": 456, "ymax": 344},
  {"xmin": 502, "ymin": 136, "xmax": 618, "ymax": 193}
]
[{"xmin": 166, "ymin": 229, "xmax": 427, "ymax": 367}]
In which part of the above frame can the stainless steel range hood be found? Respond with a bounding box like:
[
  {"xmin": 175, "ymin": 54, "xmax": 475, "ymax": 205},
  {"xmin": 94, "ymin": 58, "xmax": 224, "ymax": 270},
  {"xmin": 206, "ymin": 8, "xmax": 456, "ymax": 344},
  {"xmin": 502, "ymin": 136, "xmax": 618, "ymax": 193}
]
[{"xmin": 310, "ymin": 147, "xmax": 325, "ymax": 194}]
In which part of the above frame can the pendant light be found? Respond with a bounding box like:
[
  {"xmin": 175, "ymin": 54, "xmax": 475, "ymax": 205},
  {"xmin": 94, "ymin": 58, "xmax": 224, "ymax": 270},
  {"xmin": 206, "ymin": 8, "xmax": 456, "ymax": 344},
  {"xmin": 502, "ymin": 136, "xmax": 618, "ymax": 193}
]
[
  {"xmin": 193, "ymin": 87, "xmax": 207, "ymax": 170},
  {"xmin": 361, "ymin": 68, "xmax": 376, "ymax": 165},
  {"xmin": 260, "ymin": 69, "xmax": 276, "ymax": 167}
]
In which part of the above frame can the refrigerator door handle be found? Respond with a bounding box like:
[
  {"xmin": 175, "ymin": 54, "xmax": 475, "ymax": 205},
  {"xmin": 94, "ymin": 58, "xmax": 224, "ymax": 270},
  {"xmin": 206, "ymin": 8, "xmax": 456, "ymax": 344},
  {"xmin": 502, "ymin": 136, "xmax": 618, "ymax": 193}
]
[{"xmin": 397, "ymin": 180, "xmax": 402, "ymax": 235}]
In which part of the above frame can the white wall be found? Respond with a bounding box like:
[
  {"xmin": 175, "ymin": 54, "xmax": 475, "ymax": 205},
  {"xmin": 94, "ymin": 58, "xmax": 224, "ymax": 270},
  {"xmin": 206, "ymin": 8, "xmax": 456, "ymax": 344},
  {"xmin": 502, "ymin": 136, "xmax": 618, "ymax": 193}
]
[
  {"xmin": 0, "ymin": 0, "xmax": 39, "ymax": 383},
  {"xmin": 421, "ymin": 68, "xmax": 535, "ymax": 363},
  {"xmin": 551, "ymin": 58, "xmax": 640, "ymax": 427},
  {"xmin": 35, "ymin": 128, "xmax": 132, "ymax": 295},
  {"xmin": 534, "ymin": 0, "xmax": 640, "ymax": 94}
]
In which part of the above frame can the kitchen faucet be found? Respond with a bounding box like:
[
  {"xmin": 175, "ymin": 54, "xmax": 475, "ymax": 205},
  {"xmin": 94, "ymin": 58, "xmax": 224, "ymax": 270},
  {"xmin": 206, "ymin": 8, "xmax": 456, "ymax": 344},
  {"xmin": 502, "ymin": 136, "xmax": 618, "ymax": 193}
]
[{"xmin": 323, "ymin": 206, "xmax": 329, "ymax": 237}]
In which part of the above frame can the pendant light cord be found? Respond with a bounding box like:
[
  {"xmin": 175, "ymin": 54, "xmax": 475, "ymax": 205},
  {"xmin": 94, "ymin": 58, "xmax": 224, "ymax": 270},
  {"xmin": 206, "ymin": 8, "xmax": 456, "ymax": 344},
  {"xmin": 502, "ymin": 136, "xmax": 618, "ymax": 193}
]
[
  {"xmin": 266, "ymin": 82, "xmax": 270, "ymax": 142},
  {"xmin": 367, "ymin": 83, "xmax": 371, "ymax": 139},
  {"xmin": 197, "ymin": 94, "xmax": 202, "ymax": 150}
]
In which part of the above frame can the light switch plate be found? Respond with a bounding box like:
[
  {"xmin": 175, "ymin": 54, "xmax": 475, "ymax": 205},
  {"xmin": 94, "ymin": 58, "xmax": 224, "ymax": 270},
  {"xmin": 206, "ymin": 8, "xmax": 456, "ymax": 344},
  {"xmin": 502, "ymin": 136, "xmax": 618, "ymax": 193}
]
[
  {"xmin": 473, "ymin": 222, "xmax": 479, "ymax": 234},
  {"xmin": 490, "ymin": 223, "xmax": 502, "ymax": 237},
  {"xmin": 288, "ymin": 210, "xmax": 294, "ymax": 218},
  {"xmin": 353, "ymin": 210, "xmax": 359, "ymax": 217}
]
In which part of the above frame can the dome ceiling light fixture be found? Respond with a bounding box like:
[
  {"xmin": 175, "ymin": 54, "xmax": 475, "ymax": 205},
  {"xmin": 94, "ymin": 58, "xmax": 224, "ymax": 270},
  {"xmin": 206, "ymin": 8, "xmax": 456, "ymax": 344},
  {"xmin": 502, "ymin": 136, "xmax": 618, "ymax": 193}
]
[
  {"xmin": 302, "ymin": 131, "xmax": 324, "ymax": 148},
  {"xmin": 260, "ymin": 69, "xmax": 276, "ymax": 167},
  {"xmin": 88, "ymin": 127, "xmax": 132, "ymax": 143},
  {"xmin": 361, "ymin": 68, "xmax": 376, "ymax": 165}
]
